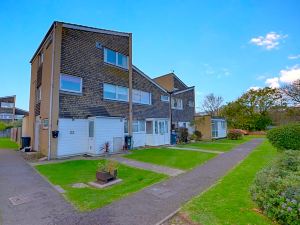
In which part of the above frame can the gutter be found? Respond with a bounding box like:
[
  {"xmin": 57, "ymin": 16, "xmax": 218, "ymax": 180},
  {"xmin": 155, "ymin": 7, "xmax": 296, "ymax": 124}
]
[{"xmin": 48, "ymin": 23, "xmax": 56, "ymax": 160}]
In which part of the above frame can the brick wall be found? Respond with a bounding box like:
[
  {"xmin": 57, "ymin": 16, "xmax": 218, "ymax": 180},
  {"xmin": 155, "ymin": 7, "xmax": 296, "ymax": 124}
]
[{"xmin": 172, "ymin": 89, "xmax": 195, "ymax": 123}]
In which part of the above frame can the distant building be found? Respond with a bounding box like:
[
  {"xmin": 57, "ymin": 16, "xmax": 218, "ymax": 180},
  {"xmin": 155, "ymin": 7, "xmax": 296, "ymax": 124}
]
[
  {"xmin": 195, "ymin": 115, "xmax": 227, "ymax": 140},
  {"xmin": 0, "ymin": 95, "xmax": 28, "ymax": 122}
]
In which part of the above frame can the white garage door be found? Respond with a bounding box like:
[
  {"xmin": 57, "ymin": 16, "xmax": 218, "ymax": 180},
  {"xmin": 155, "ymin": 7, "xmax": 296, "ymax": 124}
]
[{"xmin": 57, "ymin": 119, "xmax": 88, "ymax": 157}]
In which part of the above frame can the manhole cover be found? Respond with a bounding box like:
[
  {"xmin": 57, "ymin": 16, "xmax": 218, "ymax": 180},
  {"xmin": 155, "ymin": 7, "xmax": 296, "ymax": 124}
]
[
  {"xmin": 9, "ymin": 195, "xmax": 32, "ymax": 206},
  {"xmin": 146, "ymin": 187, "xmax": 176, "ymax": 199}
]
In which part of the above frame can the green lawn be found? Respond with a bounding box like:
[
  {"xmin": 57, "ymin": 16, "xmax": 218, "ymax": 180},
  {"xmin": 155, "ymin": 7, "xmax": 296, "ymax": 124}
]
[
  {"xmin": 0, "ymin": 138, "xmax": 19, "ymax": 149},
  {"xmin": 36, "ymin": 160, "xmax": 167, "ymax": 211},
  {"xmin": 180, "ymin": 140, "xmax": 278, "ymax": 225},
  {"xmin": 178, "ymin": 135, "xmax": 265, "ymax": 152},
  {"xmin": 124, "ymin": 148, "xmax": 217, "ymax": 170}
]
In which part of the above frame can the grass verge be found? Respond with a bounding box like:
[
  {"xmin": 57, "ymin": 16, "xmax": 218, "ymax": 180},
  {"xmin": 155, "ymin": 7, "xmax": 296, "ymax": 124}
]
[
  {"xmin": 179, "ymin": 140, "xmax": 278, "ymax": 225},
  {"xmin": 124, "ymin": 148, "xmax": 217, "ymax": 170},
  {"xmin": 0, "ymin": 137, "xmax": 19, "ymax": 149},
  {"xmin": 36, "ymin": 159, "xmax": 167, "ymax": 211}
]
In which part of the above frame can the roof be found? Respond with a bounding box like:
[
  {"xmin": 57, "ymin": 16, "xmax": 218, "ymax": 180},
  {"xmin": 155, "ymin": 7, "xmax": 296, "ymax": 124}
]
[
  {"xmin": 30, "ymin": 21, "xmax": 131, "ymax": 63},
  {"xmin": 15, "ymin": 108, "xmax": 29, "ymax": 116},
  {"xmin": 154, "ymin": 72, "xmax": 188, "ymax": 89}
]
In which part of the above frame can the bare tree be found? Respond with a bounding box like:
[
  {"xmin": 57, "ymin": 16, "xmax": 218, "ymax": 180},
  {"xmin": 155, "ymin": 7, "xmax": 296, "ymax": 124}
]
[
  {"xmin": 282, "ymin": 79, "xmax": 300, "ymax": 104},
  {"xmin": 202, "ymin": 93, "xmax": 224, "ymax": 116}
]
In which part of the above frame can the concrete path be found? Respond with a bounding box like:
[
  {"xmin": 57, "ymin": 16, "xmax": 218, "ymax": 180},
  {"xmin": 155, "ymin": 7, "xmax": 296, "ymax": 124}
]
[
  {"xmin": 0, "ymin": 149, "xmax": 75, "ymax": 225},
  {"xmin": 0, "ymin": 139, "xmax": 263, "ymax": 225},
  {"xmin": 56, "ymin": 139, "xmax": 263, "ymax": 225},
  {"xmin": 112, "ymin": 156, "xmax": 184, "ymax": 176},
  {"xmin": 168, "ymin": 146, "xmax": 224, "ymax": 154}
]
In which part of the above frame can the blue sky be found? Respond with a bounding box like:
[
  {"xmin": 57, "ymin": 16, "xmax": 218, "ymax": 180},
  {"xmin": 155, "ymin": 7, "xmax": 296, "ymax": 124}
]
[{"xmin": 1, "ymin": 0, "xmax": 300, "ymax": 111}]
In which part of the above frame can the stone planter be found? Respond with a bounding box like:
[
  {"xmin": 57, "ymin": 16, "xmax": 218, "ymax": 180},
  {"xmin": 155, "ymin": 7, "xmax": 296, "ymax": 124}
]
[{"xmin": 96, "ymin": 170, "xmax": 117, "ymax": 184}]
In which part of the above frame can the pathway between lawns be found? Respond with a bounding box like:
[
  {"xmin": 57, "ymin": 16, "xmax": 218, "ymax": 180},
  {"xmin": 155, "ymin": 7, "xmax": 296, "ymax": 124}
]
[
  {"xmin": 0, "ymin": 139, "xmax": 263, "ymax": 225},
  {"xmin": 112, "ymin": 156, "xmax": 184, "ymax": 176}
]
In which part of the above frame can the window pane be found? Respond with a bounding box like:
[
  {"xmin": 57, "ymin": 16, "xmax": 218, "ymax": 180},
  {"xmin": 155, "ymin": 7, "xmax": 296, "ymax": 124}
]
[
  {"xmin": 161, "ymin": 95, "xmax": 169, "ymax": 102},
  {"xmin": 146, "ymin": 121, "xmax": 153, "ymax": 134},
  {"xmin": 1, "ymin": 102, "xmax": 14, "ymax": 108},
  {"xmin": 133, "ymin": 121, "xmax": 139, "ymax": 132},
  {"xmin": 117, "ymin": 86, "xmax": 128, "ymax": 101},
  {"xmin": 89, "ymin": 121, "xmax": 94, "ymax": 137},
  {"xmin": 124, "ymin": 120, "xmax": 128, "ymax": 133},
  {"xmin": 165, "ymin": 121, "xmax": 168, "ymax": 133},
  {"xmin": 140, "ymin": 91, "xmax": 150, "ymax": 104},
  {"xmin": 133, "ymin": 90, "xmax": 141, "ymax": 103},
  {"xmin": 60, "ymin": 75, "xmax": 82, "ymax": 93},
  {"xmin": 139, "ymin": 120, "xmax": 145, "ymax": 132},
  {"xmin": 105, "ymin": 48, "xmax": 116, "ymax": 64},
  {"xmin": 103, "ymin": 83, "xmax": 117, "ymax": 99},
  {"xmin": 155, "ymin": 121, "xmax": 158, "ymax": 134},
  {"xmin": 117, "ymin": 53, "xmax": 128, "ymax": 69}
]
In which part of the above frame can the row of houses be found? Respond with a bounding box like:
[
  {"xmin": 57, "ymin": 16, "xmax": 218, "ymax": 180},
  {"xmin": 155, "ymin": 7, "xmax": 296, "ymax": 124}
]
[{"xmin": 21, "ymin": 21, "xmax": 227, "ymax": 159}]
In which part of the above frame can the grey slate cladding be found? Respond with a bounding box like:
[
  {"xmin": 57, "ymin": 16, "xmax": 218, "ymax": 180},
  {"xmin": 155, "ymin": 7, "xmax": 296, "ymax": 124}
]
[
  {"xmin": 172, "ymin": 89, "xmax": 195, "ymax": 123},
  {"xmin": 59, "ymin": 27, "xmax": 169, "ymax": 120}
]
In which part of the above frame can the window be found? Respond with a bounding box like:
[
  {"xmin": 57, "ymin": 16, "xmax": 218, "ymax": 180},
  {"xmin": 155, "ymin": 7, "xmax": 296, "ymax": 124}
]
[
  {"xmin": 221, "ymin": 121, "xmax": 226, "ymax": 129},
  {"xmin": 133, "ymin": 89, "xmax": 151, "ymax": 105},
  {"xmin": 89, "ymin": 121, "xmax": 94, "ymax": 137},
  {"xmin": 165, "ymin": 120, "xmax": 169, "ymax": 133},
  {"xmin": 60, "ymin": 74, "xmax": 82, "ymax": 93},
  {"xmin": 161, "ymin": 95, "xmax": 169, "ymax": 102},
  {"xmin": 124, "ymin": 120, "xmax": 128, "ymax": 133},
  {"xmin": 133, "ymin": 120, "xmax": 146, "ymax": 133},
  {"xmin": 171, "ymin": 98, "xmax": 183, "ymax": 109},
  {"xmin": 0, "ymin": 113, "xmax": 13, "ymax": 120},
  {"xmin": 104, "ymin": 48, "xmax": 128, "ymax": 69},
  {"xmin": 36, "ymin": 86, "xmax": 42, "ymax": 103},
  {"xmin": 188, "ymin": 100, "xmax": 194, "ymax": 107},
  {"xmin": 154, "ymin": 121, "xmax": 158, "ymax": 134},
  {"xmin": 103, "ymin": 83, "xmax": 128, "ymax": 101},
  {"xmin": 38, "ymin": 52, "xmax": 44, "ymax": 66},
  {"xmin": 1, "ymin": 102, "xmax": 14, "ymax": 108},
  {"xmin": 42, "ymin": 119, "xmax": 49, "ymax": 129},
  {"xmin": 212, "ymin": 121, "xmax": 218, "ymax": 138}
]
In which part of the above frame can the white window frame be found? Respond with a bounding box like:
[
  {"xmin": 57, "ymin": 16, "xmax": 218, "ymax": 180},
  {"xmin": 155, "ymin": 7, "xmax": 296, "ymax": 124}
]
[
  {"xmin": 171, "ymin": 98, "xmax": 183, "ymax": 110},
  {"xmin": 0, "ymin": 113, "xmax": 13, "ymax": 120},
  {"xmin": 161, "ymin": 95, "xmax": 170, "ymax": 102},
  {"xmin": 60, "ymin": 74, "xmax": 83, "ymax": 94},
  {"xmin": 132, "ymin": 89, "xmax": 151, "ymax": 105},
  {"xmin": 133, "ymin": 120, "xmax": 146, "ymax": 133},
  {"xmin": 1, "ymin": 102, "xmax": 14, "ymax": 108},
  {"xmin": 104, "ymin": 48, "xmax": 128, "ymax": 69},
  {"xmin": 103, "ymin": 83, "xmax": 129, "ymax": 102}
]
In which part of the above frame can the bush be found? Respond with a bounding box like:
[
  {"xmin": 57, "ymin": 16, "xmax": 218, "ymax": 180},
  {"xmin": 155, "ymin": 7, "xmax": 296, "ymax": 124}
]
[
  {"xmin": 194, "ymin": 130, "xmax": 202, "ymax": 141},
  {"xmin": 250, "ymin": 151, "xmax": 300, "ymax": 225},
  {"xmin": 177, "ymin": 128, "xmax": 189, "ymax": 143},
  {"xmin": 267, "ymin": 123, "xmax": 300, "ymax": 150},
  {"xmin": 227, "ymin": 129, "xmax": 243, "ymax": 140}
]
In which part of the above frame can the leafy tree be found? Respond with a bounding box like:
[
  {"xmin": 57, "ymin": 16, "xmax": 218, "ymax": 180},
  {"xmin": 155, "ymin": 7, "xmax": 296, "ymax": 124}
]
[
  {"xmin": 221, "ymin": 87, "xmax": 284, "ymax": 130},
  {"xmin": 0, "ymin": 121, "xmax": 7, "ymax": 131},
  {"xmin": 282, "ymin": 79, "xmax": 300, "ymax": 104},
  {"xmin": 202, "ymin": 93, "xmax": 224, "ymax": 116}
]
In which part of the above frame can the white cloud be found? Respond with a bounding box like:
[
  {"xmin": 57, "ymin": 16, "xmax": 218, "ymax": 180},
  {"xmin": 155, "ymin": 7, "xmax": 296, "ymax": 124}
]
[
  {"xmin": 288, "ymin": 54, "xmax": 300, "ymax": 60},
  {"xmin": 256, "ymin": 75, "xmax": 267, "ymax": 80},
  {"xmin": 250, "ymin": 32, "xmax": 287, "ymax": 50},
  {"xmin": 279, "ymin": 65, "xmax": 300, "ymax": 84},
  {"xmin": 265, "ymin": 77, "xmax": 280, "ymax": 88}
]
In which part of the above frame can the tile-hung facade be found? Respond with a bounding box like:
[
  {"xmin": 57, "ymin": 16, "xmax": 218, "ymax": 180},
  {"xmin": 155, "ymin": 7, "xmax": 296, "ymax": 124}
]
[{"xmin": 28, "ymin": 21, "xmax": 195, "ymax": 159}]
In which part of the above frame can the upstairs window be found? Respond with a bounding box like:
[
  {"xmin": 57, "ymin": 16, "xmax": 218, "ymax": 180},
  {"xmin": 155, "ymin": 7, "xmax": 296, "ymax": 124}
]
[
  {"xmin": 188, "ymin": 100, "xmax": 194, "ymax": 107},
  {"xmin": 133, "ymin": 90, "xmax": 151, "ymax": 105},
  {"xmin": 36, "ymin": 86, "xmax": 42, "ymax": 103},
  {"xmin": 38, "ymin": 52, "xmax": 44, "ymax": 66},
  {"xmin": 0, "ymin": 113, "xmax": 13, "ymax": 120},
  {"xmin": 161, "ymin": 95, "xmax": 169, "ymax": 102},
  {"xmin": 104, "ymin": 48, "xmax": 128, "ymax": 69},
  {"xmin": 60, "ymin": 74, "xmax": 82, "ymax": 94},
  {"xmin": 171, "ymin": 98, "xmax": 183, "ymax": 110},
  {"xmin": 103, "ymin": 83, "xmax": 128, "ymax": 101},
  {"xmin": 1, "ymin": 102, "xmax": 14, "ymax": 108}
]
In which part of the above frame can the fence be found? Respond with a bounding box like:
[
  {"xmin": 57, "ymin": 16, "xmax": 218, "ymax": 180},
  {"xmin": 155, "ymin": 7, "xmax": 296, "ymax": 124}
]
[
  {"xmin": 0, "ymin": 129, "xmax": 11, "ymax": 138},
  {"xmin": 10, "ymin": 127, "xmax": 22, "ymax": 145}
]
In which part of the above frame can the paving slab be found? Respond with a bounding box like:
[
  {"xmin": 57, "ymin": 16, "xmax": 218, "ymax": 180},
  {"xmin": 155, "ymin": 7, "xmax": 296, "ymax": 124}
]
[
  {"xmin": 168, "ymin": 146, "xmax": 224, "ymax": 154},
  {"xmin": 112, "ymin": 156, "xmax": 185, "ymax": 176}
]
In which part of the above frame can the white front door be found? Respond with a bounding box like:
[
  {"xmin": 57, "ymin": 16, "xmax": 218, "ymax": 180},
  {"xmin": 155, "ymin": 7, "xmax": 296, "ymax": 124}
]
[
  {"xmin": 88, "ymin": 119, "xmax": 95, "ymax": 153},
  {"xmin": 34, "ymin": 116, "xmax": 41, "ymax": 151}
]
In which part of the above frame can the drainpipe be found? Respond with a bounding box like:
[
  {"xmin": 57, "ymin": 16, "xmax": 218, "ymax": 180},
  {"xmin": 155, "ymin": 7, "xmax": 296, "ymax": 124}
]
[
  {"xmin": 48, "ymin": 23, "xmax": 56, "ymax": 160},
  {"xmin": 128, "ymin": 33, "xmax": 133, "ymax": 138},
  {"xmin": 168, "ymin": 90, "xmax": 174, "ymax": 142}
]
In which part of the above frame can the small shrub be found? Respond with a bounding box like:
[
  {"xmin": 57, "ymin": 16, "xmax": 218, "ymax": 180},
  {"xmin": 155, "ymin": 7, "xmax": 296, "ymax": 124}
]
[
  {"xmin": 250, "ymin": 151, "xmax": 300, "ymax": 225},
  {"xmin": 194, "ymin": 130, "xmax": 202, "ymax": 141},
  {"xmin": 189, "ymin": 134, "xmax": 197, "ymax": 141},
  {"xmin": 227, "ymin": 129, "xmax": 243, "ymax": 140},
  {"xmin": 97, "ymin": 160, "xmax": 119, "ymax": 175},
  {"xmin": 177, "ymin": 128, "xmax": 189, "ymax": 143},
  {"xmin": 267, "ymin": 123, "xmax": 300, "ymax": 151}
]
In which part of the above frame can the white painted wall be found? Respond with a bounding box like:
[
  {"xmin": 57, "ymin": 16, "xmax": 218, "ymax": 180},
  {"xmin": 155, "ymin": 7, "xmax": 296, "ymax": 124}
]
[
  {"xmin": 133, "ymin": 132, "xmax": 146, "ymax": 147},
  {"xmin": 57, "ymin": 119, "xmax": 88, "ymax": 157},
  {"xmin": 94, "ymin": 117, "xmax": 124, "ymax": 154}
]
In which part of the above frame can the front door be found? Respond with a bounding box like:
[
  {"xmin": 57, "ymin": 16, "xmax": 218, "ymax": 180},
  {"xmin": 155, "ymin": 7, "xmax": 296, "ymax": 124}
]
[
  {"xmin": 34, "ymin": 116, "xmax": 41, "ymax": 151},
  {"xmin": 88, "ymin": 119, "xmax": 95, "ymax": 153}
]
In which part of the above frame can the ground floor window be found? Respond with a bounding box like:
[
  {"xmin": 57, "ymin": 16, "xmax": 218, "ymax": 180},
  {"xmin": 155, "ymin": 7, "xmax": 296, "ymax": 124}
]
[
  {"xmin": 212, "ymin": 121, "xmax": 218, "ymax": 138},
  {"xmin": 133, "ymin": 120, "xmax": 146, "ymax": 133}
]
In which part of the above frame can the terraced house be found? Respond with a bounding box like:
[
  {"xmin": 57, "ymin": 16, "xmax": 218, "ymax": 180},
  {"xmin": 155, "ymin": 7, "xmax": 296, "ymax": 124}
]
[
  {"xmin": 28, "ymin": 21, "xmax": 195, "ymax": 159},
  {"xmin": 0, "ymin": 95, "xmax": 28, "ymax": 122}
]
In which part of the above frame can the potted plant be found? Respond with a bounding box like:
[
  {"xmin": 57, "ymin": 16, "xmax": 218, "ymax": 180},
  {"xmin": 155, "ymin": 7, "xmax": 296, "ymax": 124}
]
[{"xmin": 96, "ymin": 160, "xmax": 119, "ymax": 184}]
